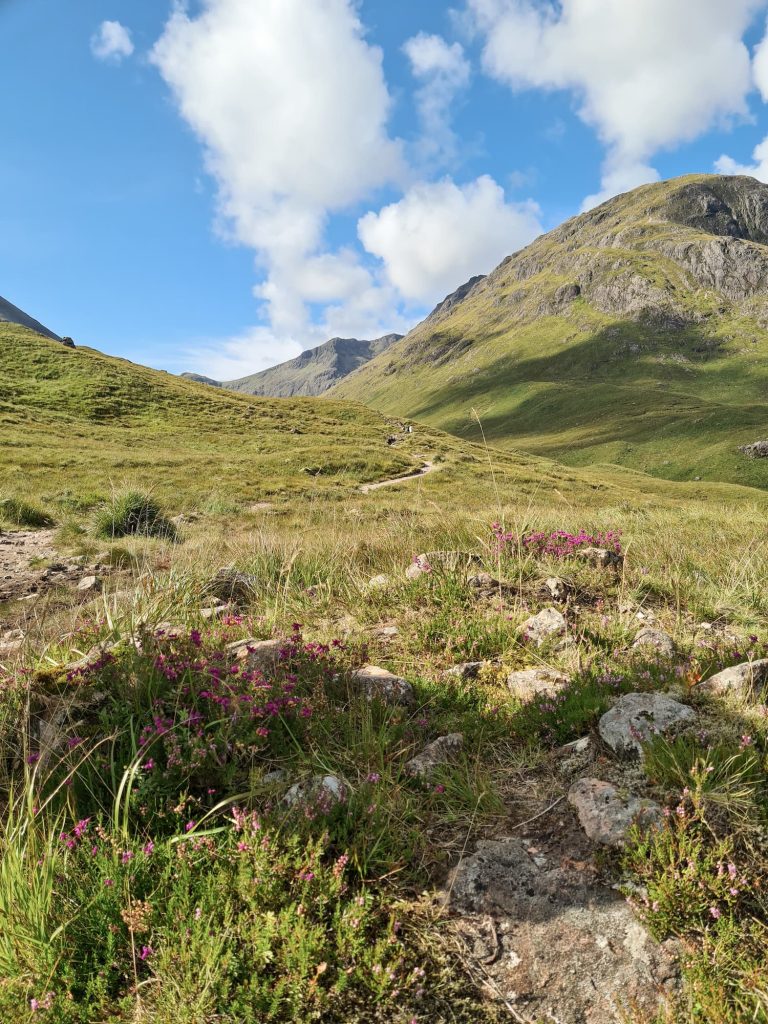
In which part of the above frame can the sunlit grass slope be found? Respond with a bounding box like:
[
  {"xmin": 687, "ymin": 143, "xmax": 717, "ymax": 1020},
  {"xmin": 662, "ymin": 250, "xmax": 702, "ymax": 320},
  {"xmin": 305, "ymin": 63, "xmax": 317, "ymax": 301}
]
[{"xmin": 332, "ymin": 174, "xmax": 768, "ymax": 489}]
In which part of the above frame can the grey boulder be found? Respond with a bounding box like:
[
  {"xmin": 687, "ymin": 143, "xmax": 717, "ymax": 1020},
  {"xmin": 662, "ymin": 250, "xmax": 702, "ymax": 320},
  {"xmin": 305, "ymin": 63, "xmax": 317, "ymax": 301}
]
[{"xmin": 599, "ymin": 692, "xmax": 695, "ymax": 757}]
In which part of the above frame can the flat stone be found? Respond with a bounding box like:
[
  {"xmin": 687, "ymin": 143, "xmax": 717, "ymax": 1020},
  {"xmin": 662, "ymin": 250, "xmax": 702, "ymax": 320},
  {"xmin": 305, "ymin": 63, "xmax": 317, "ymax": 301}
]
[
  {"xmin": 447, "ymin": 839, "xmax": 679, "ymax": 1024},
  {"xmin": 696, "ymin": 658, "xmax": 768, "ymax": 698},
  {"xmin": 575, "ymin": 547, "xmax": 623, "ymax": 568},
  {"xmin": 406, "ymin": 733, "xmax": 463, "ymax": 777},
  {"xmin": 406, "ymin": 551, "xmax": 481, "ymax": 580},
  {"xmin": 632, "ymin": 627, "xmax": 675, "ymax": 656},
  {"xmin": 283, "ymin": 774, "xmax": 346, "ymax": 811},
  {"xmin": 349, "ymin": 664, "xmax": 415, "ymax": 705},
  {"xmin": 541, "ymin": 576, "xmax": 571, "ymax": 602},
  {"xmin": 201, "ymin": 603, "xmax": 235, "ymax": 620},
  {"xmin": 77, "ymin": 575, "xmax": 101, "ymax": 593},
  {"xmin": 367, "ymin": 574, "xmax": 390, "ymax": 590},
  {"xmin": 599, "ymin": 692, "xmax": 695, "ymax": 758},
  {"xmin": 445, "ymin": 661, "xmax": 486, "ymax": 680},
  {"xmin": 520, "ymin": 607, "xmax": 566, "ymax": 645},
  {"xmin": 506, "ymin": 667, "xmax": 571, "ymax": 700},
  {"xmin": 228, "ymin": 638, "xmax": 283, "ymax": 675},
  {"xmin": 568, "ymin": 778, "xmax": 663, "ymax": 847}
]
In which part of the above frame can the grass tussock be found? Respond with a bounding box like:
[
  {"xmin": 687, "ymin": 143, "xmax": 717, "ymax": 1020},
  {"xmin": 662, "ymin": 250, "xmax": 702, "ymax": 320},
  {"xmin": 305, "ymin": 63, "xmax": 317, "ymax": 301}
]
[
  {"xmin": 92, "ymin": 490, "xmax": 177, "ymax": 542},
  {"xmin": 0, "ymin": 497, "xmax": 53, "ymax": 529}
]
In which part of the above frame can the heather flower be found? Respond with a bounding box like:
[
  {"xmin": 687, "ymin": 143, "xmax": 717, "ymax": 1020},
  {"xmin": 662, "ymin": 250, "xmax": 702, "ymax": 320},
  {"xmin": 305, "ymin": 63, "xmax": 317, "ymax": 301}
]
[{"xmin": 710, "ymin": 906, "xmax": 721, "ymax": 920}]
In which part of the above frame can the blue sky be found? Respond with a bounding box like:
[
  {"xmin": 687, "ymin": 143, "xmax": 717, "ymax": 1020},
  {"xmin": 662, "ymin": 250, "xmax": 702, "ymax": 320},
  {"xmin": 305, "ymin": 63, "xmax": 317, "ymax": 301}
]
[{"xmin": 4, "ymin": 0, "xmax": 768, "ymax": 378}]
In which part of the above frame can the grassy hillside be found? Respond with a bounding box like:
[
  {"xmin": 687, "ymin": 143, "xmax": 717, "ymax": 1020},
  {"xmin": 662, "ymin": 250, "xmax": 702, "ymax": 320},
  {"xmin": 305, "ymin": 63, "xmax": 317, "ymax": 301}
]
[
  {"xmin": 8, "ymin": 321, "xmax": 764, "ymax": 523},
  {"xmin": 332, "ymin": 174, "xmax": 768, "ymax": 489},
  {"xmin": 0, "ymin": 324, "xmax": 426, "ymax": 510}
]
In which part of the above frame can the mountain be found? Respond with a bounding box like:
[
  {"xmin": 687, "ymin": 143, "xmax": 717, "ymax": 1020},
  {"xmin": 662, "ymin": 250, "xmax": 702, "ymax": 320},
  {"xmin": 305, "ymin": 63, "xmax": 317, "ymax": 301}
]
[
  {"xmin": 332, "ymin": 174, "xmax": 768, "ymax": 490},
  {"xmin": 183, "ymin": 334, "xmax": 402, "ymax": 397},
  {"xmin": 180, "ymin": 372, "xmax": 221, "ymax": 387},
  {"xmin": 0, "ymin": 294, "xmax": 62, "ymax": 342}
]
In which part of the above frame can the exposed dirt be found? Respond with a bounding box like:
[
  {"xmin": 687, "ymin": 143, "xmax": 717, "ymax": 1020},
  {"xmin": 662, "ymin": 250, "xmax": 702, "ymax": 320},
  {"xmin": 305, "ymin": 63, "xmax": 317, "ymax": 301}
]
[
  {"xmin": 0, "ymin": 529, "xmax": 61, "ymax": 603},
  {"xmin": 359, "ymin": 459, "xmax": 436, "ymax": 493}
]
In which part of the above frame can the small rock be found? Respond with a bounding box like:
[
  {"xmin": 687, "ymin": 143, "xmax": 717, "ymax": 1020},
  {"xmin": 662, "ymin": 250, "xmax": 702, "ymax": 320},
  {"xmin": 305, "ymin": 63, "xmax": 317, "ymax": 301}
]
[
  {"xmin": 262, "ymin": 769, "xmax": 289, "ymax": 784},
  {"xmin": 445, "ymin": 661, "xmax": 486, "ymax": 680},
  {"xmin": 349, "ymin": 664, "xmax": 415, "ymax": 705},
  {"xmin": 632, "ymin": 627, "xmax": 675, "ymax": 656},
  {"xmin": 406, "ymin": 551, "xmax": 481, "ymax": 580},
  {"xmin": 696, "ymin": 658, "xmax": 768, "ymax": 698},
  {"xmin": 520, "ymin": 607, "xmax": 566, "ymax": 645},
  {"xmin": 599, "ymin": 692, "xmax": 696, "ymax": 758},
  {"xmin": 228, "ymin": 638, "xmax": 283, "ymax": 675},
  {"xmin": 467, "ymin": 571, "xmax": 500, "ymax": 590},
  {"xmin": 541, "ymin": 576, "xmax": 571, "ymax": 602},
  {"xmin": 376, "ymin": 624, "xmax": 400, "ymax": 638},
  {"xmin": 367, "ymin": 574, "xmax": 390, "ymax": 590},
  {"xmin": 283, "ymin": 774, "xmax": 346, "ymax": 810},
  {"xmin": 576, "ymin": 547, "xmax": 623, "ymax": 568},
  {"xmin": 557, "ymin": 735, "xmax": 592, "ymax": 756},
  {"xmin": 201, "ymin": 603, "xmax": 235, "ymax": 620},
  {"xmin": 506, "ymin": 667, "xmax": 570, "ymax": 700},
  {"xmin": 77, "ymin": 575, "xmax": 101, "ymax": 593},
  {"xmin": 568, "ymin": 778, "xmax": 663, "ymax": 847},
  {"xmin": 406, "ymin": 733, "xmax": 463, "ymax": 777}
]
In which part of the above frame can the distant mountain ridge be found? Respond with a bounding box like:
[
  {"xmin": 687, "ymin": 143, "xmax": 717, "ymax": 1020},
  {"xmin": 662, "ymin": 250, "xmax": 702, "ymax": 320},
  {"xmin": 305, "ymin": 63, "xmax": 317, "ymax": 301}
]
[
  {"xmin": 331, "ymin": 174, "xmax": 768, "ymax": 490},
  {"xmin": 182, "ymin": 333, "xmax": 402, "ymax": 397},
  {"xmin": 0, "ymin": 294, "xmax": 62, "ymax": 342}
]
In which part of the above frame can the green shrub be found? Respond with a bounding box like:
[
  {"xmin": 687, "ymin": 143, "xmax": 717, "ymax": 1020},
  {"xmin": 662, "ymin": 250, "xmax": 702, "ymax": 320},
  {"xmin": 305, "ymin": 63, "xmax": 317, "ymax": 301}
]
[
  {"xmin": 92, "ymin": 491, "xmax": 176, "ymax": 541},
  {"xmin": 0, "ymin": 497, "xmax": 53, "ymax": 528}
]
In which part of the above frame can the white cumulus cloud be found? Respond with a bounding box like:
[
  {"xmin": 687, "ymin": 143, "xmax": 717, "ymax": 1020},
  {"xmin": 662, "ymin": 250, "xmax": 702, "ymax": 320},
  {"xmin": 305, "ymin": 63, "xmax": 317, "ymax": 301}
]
[
  {"xmin": 358, "ymin": 175, "xmax": 542, "ymax": 305},
  {"xmin": 466, "ymin": 0, "xmax": 766, "ymax": 208},
  {"xmin": 715, "ymin": 137, "xmax": 768, "ymax": 181},
  {"xmin": 404, "ymin": 33, "xmax": 471, "ymax": 164},
  {"xmin": 91, "ymin": 20, "xmax": 134, "ymax": 62},
  {"xmin": 152, "ymin": 0, "xmax": 406, "ymax": 371}
]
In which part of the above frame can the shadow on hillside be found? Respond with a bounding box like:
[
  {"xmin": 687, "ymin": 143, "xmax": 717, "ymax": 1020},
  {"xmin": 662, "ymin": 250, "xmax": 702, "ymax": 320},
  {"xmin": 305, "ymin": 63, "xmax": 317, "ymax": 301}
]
[{"xmin": 407, "ymin": 318, "xmax": 768, "ymax": 482}]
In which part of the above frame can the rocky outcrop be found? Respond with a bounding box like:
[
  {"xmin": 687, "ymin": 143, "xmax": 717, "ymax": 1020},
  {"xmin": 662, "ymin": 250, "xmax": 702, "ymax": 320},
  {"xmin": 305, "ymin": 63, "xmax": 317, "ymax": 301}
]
[
  {"xmin": 348, "ymin": 665, "xmax": 415, "ymax": 705},
  {"xmin": 447, "ymin": 838, "xmax": 679, "ymax": 1024},
  {"xmin": 599, "ymin": 693, "xmax": 695, "ymax": 757},
  {"xmin": 696, "ymin": 658, "xmax": 768, "ymax": 698},
  {"xmin": 520, "ymin": 607, "xmax": 566, "ymax": 645},
  {"xmin": 406, "ymin": 733, "xmax": 463, "ymax": 777},
  {"xmin": 739, "ymin": 440, "xmax": 768, "ymax": 458},
  {"xmin": 506, "ymin": 667, "xmax": 570, "ymax": 700}
]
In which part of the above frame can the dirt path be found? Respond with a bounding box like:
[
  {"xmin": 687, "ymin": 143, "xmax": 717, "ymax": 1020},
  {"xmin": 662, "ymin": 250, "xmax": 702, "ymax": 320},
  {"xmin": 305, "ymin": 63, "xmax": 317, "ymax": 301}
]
[{"xmin": 359, "ymin": 460, "xmax": 436, "ymax": 494}]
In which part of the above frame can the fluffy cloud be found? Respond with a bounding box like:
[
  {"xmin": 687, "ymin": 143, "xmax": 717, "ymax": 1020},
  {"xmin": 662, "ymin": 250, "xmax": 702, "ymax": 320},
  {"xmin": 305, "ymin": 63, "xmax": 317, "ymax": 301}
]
[
  {"xmin": 466, "ymin": 0, "xmax": 766, "ymax": 207},
  {"xmin": 404, "ymin": 33, "xmax": 471, "ymax": 164},
  {"xmin": 152, "ymin": 0, "xmax": 406, "ymax": 366},
  {"xmin": 359, "ymin": 175, "xmax": 542, "ymax": 305},
  {"xmin": 715, "ymin": 137, "xmax": 768, "ymax": 182},
  {"xmin": 753, "ymin": 19, "xmax": 768, "ymax": 101},
  {"xmin": 91, "ymin": 20, "xmax": 134, "ymax": 62}
]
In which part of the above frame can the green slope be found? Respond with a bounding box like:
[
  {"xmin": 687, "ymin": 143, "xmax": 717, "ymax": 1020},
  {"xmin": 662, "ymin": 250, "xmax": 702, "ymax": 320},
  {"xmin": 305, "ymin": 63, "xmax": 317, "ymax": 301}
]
[
  {"xmin": 0, "ymin": 324, "xmax": 424, "ymax": 508},
  {"xmin": 332, "ymin": 174, "xmax": 768, "ymax": 489},
  {"xmin": 5, "ymin": 321, "xmax": 765, "ymax": 520}
]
